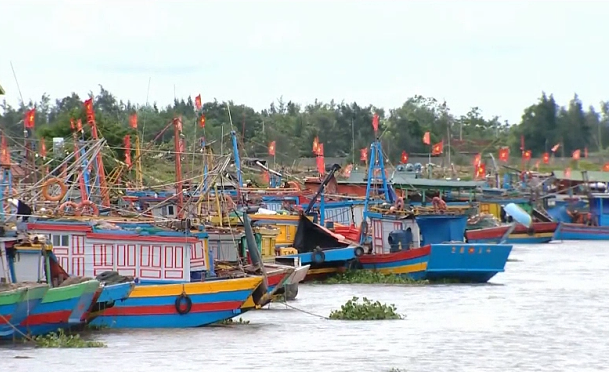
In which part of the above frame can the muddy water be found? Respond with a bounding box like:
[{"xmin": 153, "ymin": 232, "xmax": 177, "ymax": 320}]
[{"xmin": 2, "ymin": 241, "xmax": 609, "ymax": 372}]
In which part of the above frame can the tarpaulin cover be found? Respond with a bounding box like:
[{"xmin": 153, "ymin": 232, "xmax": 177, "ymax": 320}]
[{"xmin": 293, "ymin": 214, "xmax": 350, "ymax": 253}]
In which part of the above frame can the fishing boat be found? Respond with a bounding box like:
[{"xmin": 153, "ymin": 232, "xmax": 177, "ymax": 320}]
[
  {"xmin": 26, "ymin": 217, "xmax": 268, "ymax": 328},
  {"xmin": 0, "ymin": 283, "xmax": 48, "ymax": 339},
  {"xmin": 351, "ymin": 140, "xmax": 514, "ymax": 283},
  {"xmin": 0, "ymin": 237, "xmax": 102, "ymax": 338},
  {"xmin": 465, "ymin": 221, "xmax": 559, "ymax": 244},
  {"xmin": 552, "ymin": 193, "xmax": 609, "ymax": 240}
]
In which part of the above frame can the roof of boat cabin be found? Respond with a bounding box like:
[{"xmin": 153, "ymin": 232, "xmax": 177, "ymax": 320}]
[
  {"xmin": 552, "ymin": 170, "xmax": 609, "ymax": 183},
  {"xmin": 343, "ymin": 171, "xmax": 483, "ymax": 189}
]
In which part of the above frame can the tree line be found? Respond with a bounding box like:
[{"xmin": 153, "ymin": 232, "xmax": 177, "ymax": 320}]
[{"xmin": 1, "ymin": 86, "xmax": 608, "ymax": 166}]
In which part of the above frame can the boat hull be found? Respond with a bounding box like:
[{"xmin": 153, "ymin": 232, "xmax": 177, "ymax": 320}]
[
  {"xmin": 358, "ymin": 243, "xmax": 512, "ymax": 283},
  {"xmin": 89, "ymin": 276, "xmax": 262, "ymax": 328},
  {"xmin": 554, "ymin": 223, "xmax": 609, "ymax": 240},
  {"xmin": 18, "ymin": 279, "xmax": 100, "ymax": 338},
  {"xmin": 275, "ymin": 246, "xmax": 360, "ymax": 282},
  {"xmin": 0, "ymin": 285, "xmax": 48, "ymax": 338},
  {"xmin": 465, "ymin": 222, "xmax": 558, "ymax": 244},
  {"xmin": 87, "ymin": 282, "xmax": 135, "ymax": 321}
]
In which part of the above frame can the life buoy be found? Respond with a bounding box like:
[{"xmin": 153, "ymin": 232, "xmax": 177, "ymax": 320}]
[
  {"xmin": 287, "ymin": 181, "xmax": 301, "ymax": 190},
  {"xmin": 57, "ymin": 201, "xmax": 79, "ymax": 216},
  {"xmin": 41, "ymin": 178, "xmax": 67, "ymax": 202},
  {"xmin": 76, "ymin": 200, "xmax": 100, "ymax": 216},
  {"xmin": 431, "ymin": 197, "xmax": 447, "ymax": 211},
  {"xmin": 311, "ymin": 248, "xmax": 325, "ymax": 264},
  {"xmin": 175, "ymin": 293, "xmax": 192, "ymax": 315},
  {"xmin": 395, "ymin": 197, "xmax": 404, "ymax": 211}
]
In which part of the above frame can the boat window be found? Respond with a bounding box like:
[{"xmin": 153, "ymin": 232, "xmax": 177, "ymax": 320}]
[
  {"xmin": 52, "ymin": 234, "xmax": 70, "ymax": 247},
  {"xmin": 168, "ymin": 205, "xmax": 175, "ymax": 215}
]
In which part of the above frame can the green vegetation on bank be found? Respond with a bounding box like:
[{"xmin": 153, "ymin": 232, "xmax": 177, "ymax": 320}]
[{"xmin": 328, "ymin": 296, "xmax": 403, "ymax": 320}]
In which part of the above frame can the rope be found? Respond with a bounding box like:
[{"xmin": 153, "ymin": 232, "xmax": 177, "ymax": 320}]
[{"xmin": 273, "ymin": 301, "xmax": 329, "ymax": 320}]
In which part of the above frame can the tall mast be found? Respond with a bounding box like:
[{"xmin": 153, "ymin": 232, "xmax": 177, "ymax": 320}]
[{"xmin": 173, "ymin": 117, "xmax": 184, "ymax": 218}]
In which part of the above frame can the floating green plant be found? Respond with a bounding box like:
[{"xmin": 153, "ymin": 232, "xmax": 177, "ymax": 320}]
[
  {"xmin": 32, "ymin": 329, "xmax": 106, "ymax": 348},
  {"xmin": 322, "ymin": 270, "xmax": 428, "ymax": 285},
  {"xmin": 329, "ymin": 296, "xmax": 403, "ymax": 320},
  {"xmin": 216, "ymin": 317, "xmax": 251, "ymax": 325}
]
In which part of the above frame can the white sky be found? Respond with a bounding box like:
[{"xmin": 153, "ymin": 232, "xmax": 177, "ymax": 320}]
[{"xmin": 1, "ymin": 0, "xmax": 607, "ymax": 123}]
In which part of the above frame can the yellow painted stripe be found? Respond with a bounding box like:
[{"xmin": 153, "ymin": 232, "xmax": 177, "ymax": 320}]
[
  {"xmin": 308, "ymin": 267, "xmax": 340, "ymax": 275},
  {"xmin": 374, "ymin": 262, "xmax": 428, "ymax": 275},
  {"xmin": 130, "ymin": 276, "xmax": 262, "ymax": 298},
  {"xmin": 241, "ymin": 296, "xmax": 256, "ymax": 309},
  {"xmin": 508, "ymin": 232, "xmax": 554, "ymax": 238}
]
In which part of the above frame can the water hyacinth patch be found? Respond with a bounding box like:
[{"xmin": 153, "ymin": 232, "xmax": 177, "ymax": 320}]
[{"xmin": 329, "ymin": 296, "xmax": 404, "ymax": 320}]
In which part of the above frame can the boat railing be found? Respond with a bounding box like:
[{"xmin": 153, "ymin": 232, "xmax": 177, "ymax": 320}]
[{"xmin": 369, "ymin": 205, "xmax": 472, "ymax": 217}]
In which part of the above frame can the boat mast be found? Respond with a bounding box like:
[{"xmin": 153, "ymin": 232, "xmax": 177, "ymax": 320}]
[
  {"xmin": 173, "ymin": 117, "xmax": 184, "ymax": 218},
  {"xmin": 88, "ymin": 115, "xmax": 110, "ymax": 207}
]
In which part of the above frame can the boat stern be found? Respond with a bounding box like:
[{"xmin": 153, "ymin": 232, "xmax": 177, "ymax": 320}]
[{"xmin": 425, "ymin": 243, "xmax": 513, "ymax": 283}]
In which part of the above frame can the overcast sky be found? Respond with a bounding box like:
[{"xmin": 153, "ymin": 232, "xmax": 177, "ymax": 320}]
[{"xmin": 1, "ymin": 0, "xmax": 607, "ymax": 123}]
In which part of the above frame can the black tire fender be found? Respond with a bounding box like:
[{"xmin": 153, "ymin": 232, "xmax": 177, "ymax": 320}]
[
  {"xmin": 175, "ymin": 293, "xmax": 193, "ymax": 315},
  {"xmin": 354, "ymin": 246, "xmax": 365, "ymax": 257},
  {"xmin": 96, "ymin": 271, "xmax": 119, "ymax": 281},
  {"xmin": 311, "ymin": 249, "xmax": 325, "ymax": 264}
]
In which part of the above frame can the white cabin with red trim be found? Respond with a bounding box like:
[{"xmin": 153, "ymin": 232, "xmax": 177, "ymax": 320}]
[{"xmin": 27, "ymin": 222, "xmax": 211, "ymax": 283}]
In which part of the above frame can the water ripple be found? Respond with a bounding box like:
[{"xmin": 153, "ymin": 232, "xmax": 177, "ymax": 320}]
[{"xmin": 1, "ymin": 241, "xmax": 608, "ymax": 371}]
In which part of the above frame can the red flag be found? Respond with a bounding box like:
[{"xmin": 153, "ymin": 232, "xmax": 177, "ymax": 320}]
[
  {"xmin": 542, "ymin": 152, "xmax": 550, "ymax": 164},
  {"xmin": 262, "ymin": 171, "xmax": 270, "ymax": 184},
  {"xmin": 473, "ymin": 153, "xmax": 481, "ymax": 166},
  {"xmin": 316, "ymin": 143, "xmax": 325, "ymax": 175},
  {"xmin": 0, "ymin": 135, "xmax": 9, "ymax": 166},
  {"xmin": 199, "ymin": 114, "xmax": 206, "ymax": 128},
  {"xmin": 423, "ymin": 132, "xmax": 431, "ymax": 145},
  {"xmin": 312, "ymin": 137, "xmax": 319, "ymax": 154},
  {"xmin": 40, "ymin": 138, "xmax": 47, "ymax": 158},
  {"xmin": 431, "ymin": 141, "xmax": 443, "ymax": 155},
  {"xmin": 124, "ymin": 135, "xmax": 132, "ymax": 167},
  {"xmin": 523, "ymin": 150, "xmax": 532, "ymax": 161},
  {"xmin": 551, "ymin": 143, "xmax": 560, "ymax": 152},
  {"xmin": 317, "ymin": 143, "xmax": 324, "ymax": 156},
  {"xmin": 400, "ymin": 151, "xmax": 408, "ymax": 164},
  {"xmin": 77, "ymin": 119, "xmax": 83, "ymax": 131},
  {"xmin": 475, "ymin": 163, "xmax": 486, "ymax": 179},
  {"xmin": 360, "ymin": 148, "xmax": 368, "ymax": 162},
  {"xmin": 572, "ymin": 149, "xmax": 581, "ymax": 160},
  {"xmin": 372, "ymin": 113, "xmax": 379, "ymax": 132},
  {"xmin": 70, "ymin": 118, "xmax": 75, "ymax": 130},
  {"xmin": 584, "ymin": 147, "xmax": 588, "ymax": 158},
  {"xmin": 24, "ymin": 108, "xmax": 36, "ymax": 128},
  {"xmin": 498, "ymin": 148, "xmax": 509, "ymax": 162},
  {"xmin": 129, "ymin": 114, "xmax": 138, "ymax": 129},
  {"xmin": 603, "ymin": 163, "xmax": 609, "ymax": 172},
  {"xmin": 268, "ymin": 141, "xmax": 276, "ymax": 156},
  {"xmin": 565, "ymin": 167, "xmax": 571, "ymax": 178},
  {"xmin": 84, "ymin": 98, "xmax": 95, "ymax": 122},
  {"xmin": 194, "ymin": 94, "xmax": 202, "ymax": 111}
]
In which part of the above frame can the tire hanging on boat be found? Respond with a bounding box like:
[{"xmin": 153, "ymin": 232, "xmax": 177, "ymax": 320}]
[
  {"xmin": 311, "ymin": 248, "xmax": 325, "ymax": 264},
  {"xmin": 175, "ymin": 293, "xmax": 193, "ymax": 315},
  {"xmin": 41, "ymin": 178, "xmax": 68, "ymax": 202}
]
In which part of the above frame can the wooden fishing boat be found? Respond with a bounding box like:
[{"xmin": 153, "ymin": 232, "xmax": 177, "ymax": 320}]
[
  {"xmin": 0, "ymin": 283, "xmax": 48, "ymax": 339},
  {"xmin": 465, "ymin": 221, "xmax": 559, "ymax": 244}
]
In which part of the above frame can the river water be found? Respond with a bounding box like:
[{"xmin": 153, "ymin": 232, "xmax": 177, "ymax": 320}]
[{"xmin": 2, "ymin": 241, "xmax": 608, "ymax": 372}]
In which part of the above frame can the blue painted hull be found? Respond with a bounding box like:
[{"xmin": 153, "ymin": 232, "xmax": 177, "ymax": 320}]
[
  {"xmin": 467, "ymin": 236, "xmax": 551, "ymax": 244},
  {"xmin": 554, "ymin": 223, "xmax": 609, "ymax": 240},
  {"xmin": 89, "ymin": 278, "xmax": 260, "ymax": 329},
  {"xmin": 276, "ymin": 246, "xmax": 360, "ymax": 282},
  {"xmin": 359, "ymin": 243, "xmax": 513, "ymax": 283}
]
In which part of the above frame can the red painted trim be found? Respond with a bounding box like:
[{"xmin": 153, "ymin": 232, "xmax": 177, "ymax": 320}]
[
  {"xmin": 21, "ymin": 310, "xmax": 71, "ymax": 326},
  {"xmin": 0, "ymin": 315, "xmax": 11, "ymax": 324},
  {"xmin": 28, "ymin": 223, "xmax": 92, "ymax": 232},
  {"xmin": 359, "ymin": 245, "xmax": 431, "ymax": 264},
  {"xmin": 87, "ymin": 233, "xmax": 198, "ymax": 243},
  {"xmin": 101, "ymin": 301, "xmax": 243, "ymax": 316},
  {"xmin": 466, "ymin": 222, "xmax": 559, "ymax": 240},
  {"xmin": 266, "ymin": 271, "xmax": 289, "ymax": 287}
]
